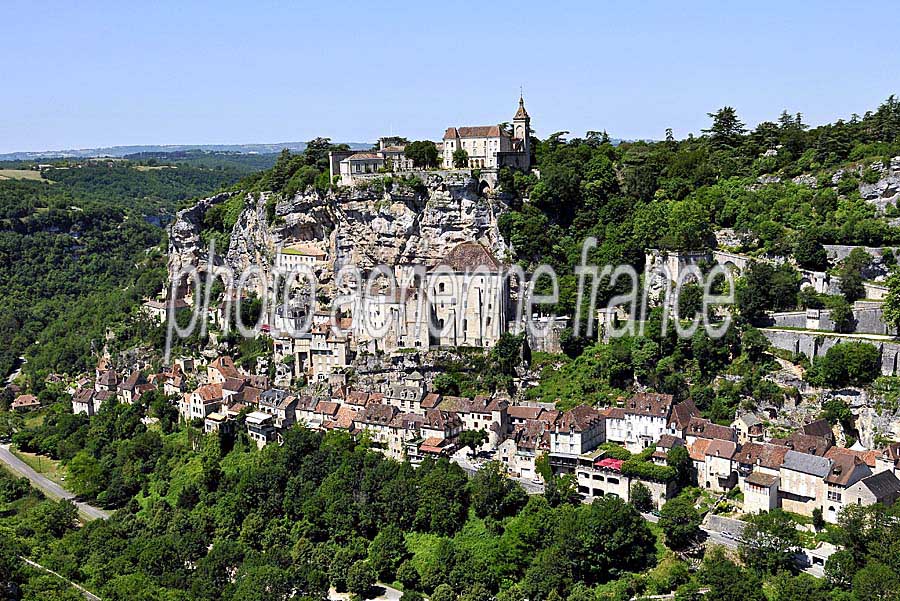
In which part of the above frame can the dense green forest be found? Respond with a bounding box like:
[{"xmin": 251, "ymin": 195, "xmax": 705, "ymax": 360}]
[
  {"xmin": 4, "ymin": 398, "xmax": 900, "ymax": 601},
  {"xmin": 0, "ymin": 162, "xmax": 245, "ymax": 381}
]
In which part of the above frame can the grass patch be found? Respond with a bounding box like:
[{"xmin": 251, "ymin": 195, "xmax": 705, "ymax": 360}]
[
  {"xmin": 645, "ymin": 520, "xmax": 668, "ymax": 560},
  {"xmin": 0, "ymin": 169, "xmax": 44, "ymax": 181},
  {"xmin": 11, "ymin": 449, "xmax": 67, "ymax": 486}
]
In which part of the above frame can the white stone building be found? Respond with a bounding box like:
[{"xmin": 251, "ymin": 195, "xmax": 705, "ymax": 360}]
[{"xmin": 442, "ymin": 96, "xmax": 531, "ymax": 170}]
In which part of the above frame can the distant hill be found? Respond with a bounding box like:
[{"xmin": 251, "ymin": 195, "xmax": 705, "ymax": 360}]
[{"xmin": 0, "ymin": 141, "xmax": 372, "ymax": 161}]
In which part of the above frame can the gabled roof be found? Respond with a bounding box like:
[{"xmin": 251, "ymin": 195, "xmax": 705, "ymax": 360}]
[
  {"xmin": 855, "ymin": 470, "xmax": 900, "ymax": 499},
  {"xmin": 508, "ymin": 406, "xmax": 544, "ymax": 421},
  {"xmin": 72, "ymin": 388, "xmax": 94, "ymax": 405},
  {"xmin": 734, "ymin": 442, "xmax": 789, "ymax": 470},
  {"xmin": 222, "ymin": 377, "xmax": 245, "ymax": 393},
  {"xmin": 705, "ymin": 439, "xmax": 737, "ymax": 459},
  {"xmin": 555, "ymin": 405, "xmax": 603, "ymax": 433},
  {"xmin": 801, "ymin": 419, "xmax": 834, "ymax": 440},
  {"xmin": 688, "ymin": 439, "xmax": 711, "ymax": 462},
  {"xmin": 512, "ymin": 419, "xmax": 549, "ymax": 451},
  {"xmin": 360, "ymin": 403, "xmax": 398, "ymax": 425},
  {"xmin": 624, "ymin": 392, "xmax": 674, "ymax": 418},
  {"xmin": 241, "ymin": 386, "xmax": 262, "ymax": 404},
  {"xmin": 97, "ymin": 369, "xmax": 118, "ymax": 387},
  {"xmin": 390, "ymin": 412, "xmax": 425, "ymax": 430},
  {"xmin": 782, "ymin": 450, "xmax": 832, "ymax": 477},
  {"xmin": 12, "ymin": 394, "xmax": 40, "ymax": 409},
  {"xmin": 669, "ymin": 399, "xmax": 700, "ymax": 431},
  {"xmin": 824, "ymin": 448, "xmax": 871, "ymax": 486},
  {"xmin": 775, "ymin": 432, "xmax": 832, "ymax": 456},
  {"xmin": 656, "ymin": 434, "xmax": 684, "ymax": 450},
  {"xmin": 440, "ymin": 242, "xmax": 500, "ymax": 272},
  {"xmin": 210, "ymin": 356, "xmax": 241, "ymax": 380},
  {"xmin": 423, "ymin": 409, "xmax": 462, "ymax": 431},
  {"xmin": 443, "ymin": 125, "xmax": 503, "ymax": 140},
  {"xmin": 826, "ymin": 445, "xmax": 878, "ymax": 468},
  {"xmin": 687, "ymin": 417, "xmax": 735, "ymax": 441},
  {"xmin": 194, "ymin": 383, "xmax": 223, "ymax": 403},
  {"xmin": 315, "ymin": 401, "xmax": 340, "ymax": 417},
  {"xmin": 735, "ymin": 413, "xmax": 762, "ymax": 428},
  {"xmin": 421, "ymin": 392, "xmax": 442, "ymax": 409},
  {"xmin": 344, "ymin": 152, "xmax": 382, "ymax": 161},
  {"xmin": 119, "ymin": 371, "xmax": 145, "ymax": 392}
]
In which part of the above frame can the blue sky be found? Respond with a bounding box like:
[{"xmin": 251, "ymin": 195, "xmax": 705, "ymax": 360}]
[{"xmin": 3, "ymin": 0, "xmax": 899, "ymax": 153}]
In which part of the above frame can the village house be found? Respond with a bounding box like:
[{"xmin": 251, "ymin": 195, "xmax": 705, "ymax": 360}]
[
  {"xmin": 845, "ymin": 470, "xmax": 900, "ymax": 509},
  {"xmin": 421, "ymin": 409, "xmax": 463, "ymax": 441},
  {"xmin": 684, "ymin": 417, "xmax": 736, "ymax": 446},
  {"xmin": 385, "ymin": 412, "xmax": 426, "ymax": 461},
  {"xmin": 732, "ymin": 413, "xmax": 765, "ymax": 445},
  {"xmin": 667, "ymin": 399, "xmax": 701, "ymax": 438},
  {"xmin": 497, "ymin": 419, "xmax": 549, "ymax": 481},
  {"xmin": 775, "ymin": 431, "xmax": 832, "ymax": 456},
  {"xmin": 744, "ymin": 471, "xmax": 780, "ymax": 513},
  {"xmin": 822, "ymin": 447, "xmax": 873, "ymax": 522},
  {"xmin": 95, "ymin": 368, "xmax": 119, "ymax": 393},
  {"xmin": 180, "ymin": 383, "xmax": 224, "ymax": 421},
  {"xmin": 72, "ymin": 388, "xmax": 97, "ymax": 416},
  {"xmin": 436, "ymin": 394, "xmax": 509, "ymax": 447},
  {"xmin": 11, "ymin": 394, "xmax": 40, "ymax": 412},
  {"xmin": 652, "ymin": 434, "xmax": 684, "ymax": 465},
  {"xmin": 204, "ymin": 412, "xmax": 234, "ymax": 436},
  {"xmin": 735, "ymin": 442, "xmax": 789, "ymax": 486},
  {"xmin": 246, "ymin": 411, "xmax": 276, "ymax": 448},
  {"xmin": 605, "ymin": 392, "xmax": 674, "ymax": 452},
  {"xmin": 307, "ymin": 324, "xmax": 350, "ymax": 381},
  {"xmin": 328, "ymin": 138, "xmax": 419, "ymax": 187},
  {"xmin": 548, "ymin": 405, "xmax": 606, "ymax": 473},
  {"xmin": 385, "ymin": 376, "xmax": 429, "ymax": 414},
  {"xmin": 876, "ymin": 442, "xmax": 900, "ymax": 476},
  {"xmin": 118, "ymin": 371, "xmax": 147, "ymax": 404},
  {"xmin": 574, "ymin": 452, "xmax": 677, "ymax": 510},
  {"xmin": 779, "ymin": 450, "xmax": 831, "ymax": 517},
  {"xmin": 275, "ymin": 244, "xmax": 327, "ymax": 272},
  {"xmin": 701, "ymin": 439, "xmax": 738, "ymax": 492},
  {"xmin": 207, "ymin": 356, "xmax": 241, "ymax": 385},
  {"xmin": 356, "ymin": 403, "xmax": 399, "ymax": 448}
]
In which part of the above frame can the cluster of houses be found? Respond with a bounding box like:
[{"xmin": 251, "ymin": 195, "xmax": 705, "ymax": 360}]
[{"xmin": 58, "ymin": 349, "xmax": 900, "ymax": 520}]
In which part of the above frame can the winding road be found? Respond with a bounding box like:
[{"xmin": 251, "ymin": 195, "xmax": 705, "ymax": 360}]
[{"xmin": 0, "ymin": 444, "xmax": 110, "ymax": 521}]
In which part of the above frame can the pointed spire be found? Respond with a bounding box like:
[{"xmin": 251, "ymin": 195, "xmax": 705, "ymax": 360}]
[{"xmin": 514, "ymin": 90, "xmax": 529, "ymax": 120}]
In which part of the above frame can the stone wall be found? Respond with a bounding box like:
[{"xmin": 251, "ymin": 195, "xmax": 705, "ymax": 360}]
[
  {"xmin": 768, "ymin": 307, "xmax": 891, "ymax": 335},
  {"xmin": 761, "ymin": 329, "xmax": 900, "ymax": 376}
]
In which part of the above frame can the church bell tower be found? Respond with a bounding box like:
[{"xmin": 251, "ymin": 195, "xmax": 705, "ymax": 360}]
[{"xmin": 513, "ymin": 94, "xmax": 531, "ymax": 170}]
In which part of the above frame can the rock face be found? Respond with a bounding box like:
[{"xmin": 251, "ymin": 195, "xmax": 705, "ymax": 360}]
[
  {"xmin": 860, "ymin": 158, "xmax": 900, "ymax": 214},
  {"xmin": 167, "ymin": 192, "xmax": 233, "ymax": 288},
  {"xmin": 169, "ymin": 175, "xmax": 511, "ymax": 293}
]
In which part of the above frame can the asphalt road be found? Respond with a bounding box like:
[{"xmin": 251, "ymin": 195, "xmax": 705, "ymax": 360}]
[{"xmin": 0, "ymin": 444, "xmax": 111, "ymax": 521}]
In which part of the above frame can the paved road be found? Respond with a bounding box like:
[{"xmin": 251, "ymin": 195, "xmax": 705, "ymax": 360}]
[
  {"xmin": 20, "ymin": 556, "xmax": 101, "ymax": 600},
  {"xmin": 0, "ymin": 444, "xmax": 111, "ymax": 521}
]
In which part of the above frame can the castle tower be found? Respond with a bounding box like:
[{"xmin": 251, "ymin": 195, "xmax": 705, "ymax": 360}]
[{"xmin": 512, "ymin": 94, "xmax": 531, "ymax": 170}]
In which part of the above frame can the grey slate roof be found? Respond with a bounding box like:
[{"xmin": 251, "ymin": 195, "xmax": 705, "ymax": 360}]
[
  {"xmin": 782, "ymin": 450, "xmax": 832, "ymax": 477},
  {"xmin": 859, "ymin": 470, "xmax": 900, "ymax": 499}
]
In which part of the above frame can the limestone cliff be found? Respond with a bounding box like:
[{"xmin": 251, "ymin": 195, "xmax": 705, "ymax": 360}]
[{"xmin": 168, "ymin": 174, "xmax": 511, "ymax": 292}]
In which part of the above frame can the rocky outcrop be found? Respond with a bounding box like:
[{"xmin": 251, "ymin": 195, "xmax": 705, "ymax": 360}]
[
  {"xmin": 167, "ymin": 192, "xmax": 233, "ymax": 288},
  {"xmin": 860, "ymin": 157, "xmax": 900, "ymax": 214},
  {"xmin": 169, "ymin": 175, "xmax": 511, "ymax": 296}
]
